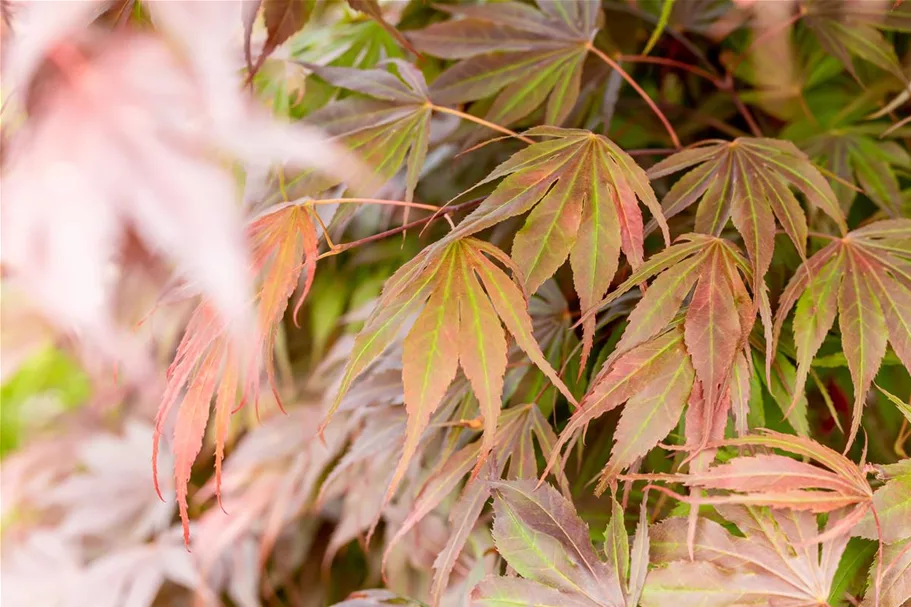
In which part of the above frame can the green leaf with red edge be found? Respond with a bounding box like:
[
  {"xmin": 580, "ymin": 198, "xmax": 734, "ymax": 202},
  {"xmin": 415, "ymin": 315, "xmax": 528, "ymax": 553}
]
[
  {"xmin": 331, "ymin": 238, "xmax": 575, "ymax": 506},
  {"xmin": 323, "ymin": 247, "xmax": 440, "ymax": 429},
  {"xmin": 410, "ymin": 1, "xmax": 601, "ymax": 127},
  {"xmin": 394, "ymin": 249, "xmax": 462, "ymax": 502},
  {"xmin": 647, "ymin": 138, "xmax": 844, "ymax": 284},
  {"xmin": 442, "ymin": 127, "xmax": 668, "ymax": 368},
  {"xmin": 772, "ymin": 219, "xmax": 911, "ymax": 449},
  {"xmin": 477, "ymin": 481, "xmax": 648, "ymax": 606},
  {"xmin": 598, "ymin": 346, "xmax": 695, "ymax": 492},
  {"xmin": 540, "ymin": 326, "xmax": 688, "ymax": 490},
  {"xmin": 488, "ymin": 480, "xmax": 624, "ymax": 606},
  {"xmin": 684, "ymin": 245, "xmax": 743, "ymax": 414},
  {"xmin": 456, "ymin": 252, "xmax": 508, "ymax": 476},
  {"xmin": 301, "ymin": 62, "xmax": 431, "ymax": 203},
  {"xmin": 542, "ymin": 236, "xmax": 761, "ymax": 487}
]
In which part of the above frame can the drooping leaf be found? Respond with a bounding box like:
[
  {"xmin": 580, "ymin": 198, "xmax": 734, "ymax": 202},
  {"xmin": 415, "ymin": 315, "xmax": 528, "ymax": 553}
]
[
  {"xmin": 155, "ymin": 204, "xmax": 324, "ymax": 543},
  {"xmin": 328, "ymin": 239, "xmax": 575, "ymax": 506},
  {"xmin": 543, "ymin": 236, "xmax": 761, "ymax": 488},
  {"xmin": 772, "ymin": 219, "xmax": 911, "ymax": 448},
  {"xmin": 443, "ymin": 127, "xmax": 669, "ymax": 366},
  {"xmin": 409, "ymin": 1, "xmax": 601, "ymax": 127},
  {"xmin": 647, "ymin": 138, "xmax": 846, "ymax": 286},
  {"xmin": 877, "ymin": 384, "xmax": 911, "ymax": 425}
]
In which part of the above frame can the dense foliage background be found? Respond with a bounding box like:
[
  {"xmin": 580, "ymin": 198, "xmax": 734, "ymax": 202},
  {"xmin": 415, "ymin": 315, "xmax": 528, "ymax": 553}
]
[{"xmin": 1, "ymin": 1, "xmax": 910, "ymax": 606}]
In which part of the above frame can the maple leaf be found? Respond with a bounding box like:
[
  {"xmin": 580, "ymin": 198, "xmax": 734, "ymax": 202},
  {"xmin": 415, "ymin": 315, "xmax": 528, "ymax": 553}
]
[
  {"xmin": 441, "ymin": 126, "xmax": 670, "ymax": 367},
  {"xmin": 647, "ymin": 138, "xmax": 846, "ymax": 293},
  {"xmin": 645, "ymin": 504, "xmax": 854, "ymax": 607},
  {"xmin": 382, "ymin": 404, "xmax": 564, "ymax": 605},
  {"xmin": 639, "ymin": 431, "xmax": 873, "ymax": 517},
  {"xmin": 853, "ymin": 459, "xmax": 911, "ymax": 545},
  {"xmin": 299, "ymin": 61, "xmax": 433, "ymax": 207},
  {"xmin": 407, "ymin": 1, "xmax": 602, "ymax": 128},
  {"xmin": 326, "ymin": 238, "xmax": 575, "ymax": 512},
  {"xmin": 471, "ymin": 480, "xmax": 649, "ymax": 607},
  {"xmin": 861, "ymin": 538, "xmax": 911, "ymax": 607},
  {"xmin": 154, "ymin": 204, "xmax": 323, "ymax": 544},
  {"xmin": 543, "ymin": 234, "xmax": 762, "ymax": 490},
  {"xmin": 802, "ymin": 0, "xmax": 910, "ymax": 85},
  {"xmin": 800, "ymin": 126, "xmax": 911, "ymax": 217},
  {"xmin": 772, "ymin": 219, "xmax": 911, "ymax": 448}
]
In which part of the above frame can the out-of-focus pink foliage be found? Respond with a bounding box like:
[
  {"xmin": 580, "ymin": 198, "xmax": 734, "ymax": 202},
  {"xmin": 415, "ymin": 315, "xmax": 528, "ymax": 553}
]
[{"xmin": 0, "ymin": 0, "xmax": 365, "ymax": 374}]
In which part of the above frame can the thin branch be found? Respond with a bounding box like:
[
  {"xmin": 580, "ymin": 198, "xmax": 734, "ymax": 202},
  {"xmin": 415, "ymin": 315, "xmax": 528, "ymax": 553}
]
[
  {"xmin": 601, "ymin": 1, "xmax": 716, "ymax": 73},
  {"xmin": 317, "ymin": 198, "xmax": 484, "ymax": 259},
  {"xmin": 308, "ymin": 197, "xmax": 441, "ymax": 212},
  {"xmin": 431, "ymin": 104, "xmax": 534, "ymax": 144},
  {"xmin": 586, "ymin": 43, "xmax": 682, "ymax": 148},
  {"xmin": 616, "ymin": 54, "xmax": 720, "ymax": 84},
  {"xmin": 726, "ymin": 79, "xmax": 764, "ymax": 137},
  {"xmin": 614, "ymin": 53, "xmax": 763, "ymax": 137}
]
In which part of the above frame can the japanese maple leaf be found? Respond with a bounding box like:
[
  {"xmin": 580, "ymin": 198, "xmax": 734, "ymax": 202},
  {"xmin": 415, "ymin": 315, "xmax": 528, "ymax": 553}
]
[
  {"xmin": 300, "ymin": 60, "xmax": 433, "ymax": 206},
  {"xmin": 647, "ymin": 138, "xmax": 846, "ymax": 293},
  {"xmin": 802, "ymin": 0, "xmax": 910, "ymax": 85},
  {"xmin": 861, "ymin": 538, "xmax": 911, "ymax": 607},
  {"xmin": 637, "ymin": 431, "xmax": 873, "ymax": 517},
  {"xmin": 441, "ymin": 126, "xmax": 670, "ymax": 367},
  {"xmin": 154, "ymin": 204, "xmax": 323, "ymax": 543},
  {"xmin": 645, "ymin": 504, "xmax": 855, "ymax": 607},
  {"xmin": 853, "ymin": 459, "xmax": 911, "ymax": 545},
  {"xmin": 382, "ymin": 404, "xmax": 565, "ymax": 605},
  {"xmin": 326, "ymin": 237, "xmax": 576, "ymax": 510},
  {"xmin": 772, "ymin": 219, "xmax": 911, "ymax": 448},
  {"xmin": 408, "ymin": 1, "xmax": 602, "ymax": 128},
  {"xmin": 801, "ymin": 127, "xmax": 910, "ymax": 218},
  {"xmin": 471, "ymin": 480, "xmax": 649, "ymax": 607},
  {"xmin": 542, "ymin": 234, "xmax": 762, "ymax": 491}
]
